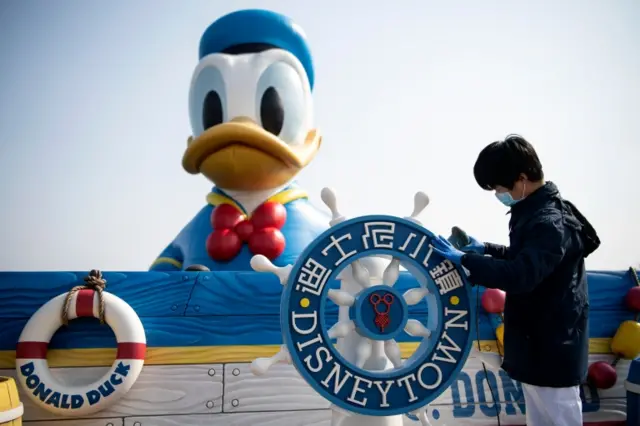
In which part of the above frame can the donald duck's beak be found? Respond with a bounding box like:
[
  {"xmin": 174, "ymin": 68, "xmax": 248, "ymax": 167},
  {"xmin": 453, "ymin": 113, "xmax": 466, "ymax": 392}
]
[{"xmin": 182, "ymin": 117, "xmax": 321, "ymax": 190}]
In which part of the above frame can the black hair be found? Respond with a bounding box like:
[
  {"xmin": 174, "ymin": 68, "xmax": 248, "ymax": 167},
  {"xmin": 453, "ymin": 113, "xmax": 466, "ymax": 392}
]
[{"xmin": 473, "ymin": 134, "xmax": 544, "ymax": 190}]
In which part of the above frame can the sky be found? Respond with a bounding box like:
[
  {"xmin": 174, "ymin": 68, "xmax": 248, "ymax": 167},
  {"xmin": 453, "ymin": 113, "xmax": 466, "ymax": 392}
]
[{"xmin": 0, "ymin": 0, "xmax": 638, "ymax": 271}]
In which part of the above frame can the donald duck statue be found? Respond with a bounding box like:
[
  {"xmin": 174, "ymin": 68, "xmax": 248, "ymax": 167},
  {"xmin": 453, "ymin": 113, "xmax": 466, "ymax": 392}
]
[{"xmin": 150, "ymin": 9, "xmax": 328, "ymax": 272}]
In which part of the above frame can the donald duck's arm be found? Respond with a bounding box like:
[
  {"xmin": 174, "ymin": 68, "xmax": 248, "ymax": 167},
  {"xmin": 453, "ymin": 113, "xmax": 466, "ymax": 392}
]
[
  {"xmin": 149, "ymin": 205, "xmax": 213, "ymax": 271},
  {"xmin": 149, "ymin": 242, "xmax": 184, "ymax": 271}
]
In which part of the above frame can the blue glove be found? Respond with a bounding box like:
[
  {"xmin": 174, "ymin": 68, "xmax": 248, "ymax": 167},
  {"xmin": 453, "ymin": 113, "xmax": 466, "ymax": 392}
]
[
  {"xmin": 431, "ymin": 235, "xmax": 466, "ymax": 265},
  {"xmin": 449, "ymin": 226, "xmax": 484, "ymax": 255},
  {"xmin": 463, "ymin": 236, "xmax": 484, "ymax": 254}
]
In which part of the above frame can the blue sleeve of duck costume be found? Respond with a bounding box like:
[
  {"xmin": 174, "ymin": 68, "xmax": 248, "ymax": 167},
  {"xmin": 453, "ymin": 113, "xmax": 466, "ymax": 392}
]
[
  {"xmin": 148, "ymin": 205, "xmax": 212, "ymax": 271},
  {"xmin": 150, "ymin": 242, "xmax": 184, "ymax": 271}
]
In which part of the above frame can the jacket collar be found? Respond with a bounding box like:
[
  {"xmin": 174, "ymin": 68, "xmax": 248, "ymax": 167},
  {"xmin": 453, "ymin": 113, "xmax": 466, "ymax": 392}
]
[{"xmin": 512, "ymin": 181, "xmax": 559, "ymax": 213}]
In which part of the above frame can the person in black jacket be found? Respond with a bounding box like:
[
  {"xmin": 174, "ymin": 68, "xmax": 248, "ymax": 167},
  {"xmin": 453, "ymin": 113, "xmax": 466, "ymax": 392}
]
[{"xmin": 431, "ymin": 135, "xmax": 600, "ymax": 426}]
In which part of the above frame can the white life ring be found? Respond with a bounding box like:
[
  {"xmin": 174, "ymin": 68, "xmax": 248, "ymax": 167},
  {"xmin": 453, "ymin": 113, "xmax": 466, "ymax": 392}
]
[{"xmin": 15, "ymin": 289, "xmax": 146, "ymax": 416}]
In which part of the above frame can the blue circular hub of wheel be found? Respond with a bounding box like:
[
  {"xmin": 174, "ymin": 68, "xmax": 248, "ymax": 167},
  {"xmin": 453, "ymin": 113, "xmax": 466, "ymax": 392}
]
[{"xmin": 351, "ymin": 285, "xmax": 409, "ymax": 340}]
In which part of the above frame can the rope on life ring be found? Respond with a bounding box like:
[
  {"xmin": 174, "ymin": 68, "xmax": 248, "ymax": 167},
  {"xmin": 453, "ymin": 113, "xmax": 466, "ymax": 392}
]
[
  {"xmin": 14, "ymin": 270, "xmax": 147, "ymax": 417},
  {"xmin": 61, "ymin": 269, "xmax": 107, "ymax": 325}
]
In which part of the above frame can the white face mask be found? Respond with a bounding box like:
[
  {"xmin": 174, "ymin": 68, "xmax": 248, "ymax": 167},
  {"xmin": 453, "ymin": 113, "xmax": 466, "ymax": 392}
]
[{"xmin": 495, "ymin": 182, "xmax": 526, "ymax": 207}]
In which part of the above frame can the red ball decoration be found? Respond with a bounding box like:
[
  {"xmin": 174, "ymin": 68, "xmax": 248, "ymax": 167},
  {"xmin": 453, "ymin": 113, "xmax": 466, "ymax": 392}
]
[
  {"xmin": 481, "ymin": 289, "xmax": 506, "ymax": 313},
  {"xmin": 206, "ymin": 201, "xmax": 288, "ymax": 263},
  {"xmin": 206, "ymin": 229, "xmax": 242, "ymax": 261},
  {"xmin": 625, "ymin": 286, "xmax": 640, "ymax": 312},
  {"xmin": 211, "ymin": 204, "xmax": 244, "ymax": 230},
  {"xmin": 251, "ymin": 202, "xmax": 287, "ymax": 230},
  {"xmin": 249, "ymin": 227, "xmax": 286, "ymax": 260},
  {"xmin": 588, "ymin": 361, "xmax": 617, "ymax": 390},
  {"xmin": 235, "ymin": 220, "xmax": 254, "ymax": 242}
]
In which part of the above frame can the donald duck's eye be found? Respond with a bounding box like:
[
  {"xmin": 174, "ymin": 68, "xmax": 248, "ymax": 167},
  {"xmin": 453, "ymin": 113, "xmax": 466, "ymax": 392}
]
[
  {"xmin": 260, "ymin": 87, "xmax": 284, "ymax": 135},
  {"xmin": 189, "ymin": 66, "xmax": 227, "ymax": 137},
  {"xmin": 256, "ymin": 62, "xmax": 305, "ymax": 144},
  {"xmin": 203, "ymin": 91, "xmax": 223, "ymax": 130}
]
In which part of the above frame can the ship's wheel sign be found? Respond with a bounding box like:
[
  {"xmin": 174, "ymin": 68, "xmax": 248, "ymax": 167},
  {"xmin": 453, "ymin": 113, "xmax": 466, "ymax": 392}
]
[{"xmin": 250, "ymin": 189, "xmax": 474, "ymax": 420}]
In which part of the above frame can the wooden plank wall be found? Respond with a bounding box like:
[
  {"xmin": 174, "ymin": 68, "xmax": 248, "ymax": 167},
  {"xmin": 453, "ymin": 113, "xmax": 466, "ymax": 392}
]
[{"xmin": 0, "ymin": 354, "xmax": 629, "ymax": 425}]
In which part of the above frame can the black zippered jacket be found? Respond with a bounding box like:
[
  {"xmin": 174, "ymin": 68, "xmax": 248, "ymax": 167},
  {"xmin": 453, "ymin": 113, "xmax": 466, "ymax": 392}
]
[{"xmin": 461, "ymin": 182, "xmax": 600, "ymax": 387}]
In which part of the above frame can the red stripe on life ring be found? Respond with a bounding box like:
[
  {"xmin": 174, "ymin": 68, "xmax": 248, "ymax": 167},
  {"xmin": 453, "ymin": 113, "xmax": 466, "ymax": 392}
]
[
  {"xmin": 116, "ymin": 342, "xmax": 146, "ymax": 360},
  {"xmin": 75, "ymin": 289, "xmax": 95, "ymax": 318},
  {"xmin": 15, "ymin": 341, "xmax": 48, "ymax": 359},
  {"xmin": 16, "ymin": 342, "xmax": 145, "ymax": 360}
]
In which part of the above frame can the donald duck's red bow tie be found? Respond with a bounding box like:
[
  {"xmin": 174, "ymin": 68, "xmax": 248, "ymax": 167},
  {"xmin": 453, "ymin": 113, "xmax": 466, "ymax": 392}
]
[{"xmin": 206, "ymin": 202, "xmax": 286, "ymax": 261}]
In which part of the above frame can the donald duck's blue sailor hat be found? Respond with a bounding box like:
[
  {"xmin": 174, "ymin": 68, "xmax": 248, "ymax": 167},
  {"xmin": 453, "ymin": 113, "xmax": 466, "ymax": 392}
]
[{"xmin": 199, "ymin": 9, "xmax": 315, "ymax": 90}]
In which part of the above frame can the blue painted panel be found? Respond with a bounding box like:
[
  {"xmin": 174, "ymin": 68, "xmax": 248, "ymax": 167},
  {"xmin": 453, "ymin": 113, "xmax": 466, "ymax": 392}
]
[
  {"xmin": 587, "ymin": 270, "xmax": 637, "ymax": 310},
  {"xmin": 0, "ymin": 314, "xmax": 483, "ymax": 350},
  {"xmin": 0, "ymin": 269, "xmax": 635, "ymax": 320},
  {"xmin": 0, "ymin": 271, "xmax": 198, "ymax": 318},
  {"xmin": 186, "ymin": 272, "xmax": 429, "ymax": 316},
  {"xmin": 185, "ymin": 270, "xmax": 637, "ymax": 316},
  {"xmin": 186, "ymin": 271, "xmax": 282, "ymax": 316},
  {"xmin": 1, "ymin": 316, "xmax": 283, "ymax": 350},
  {"xmin": 0, "ymin": 309, "xmax": 629, "ymax": 351}
]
